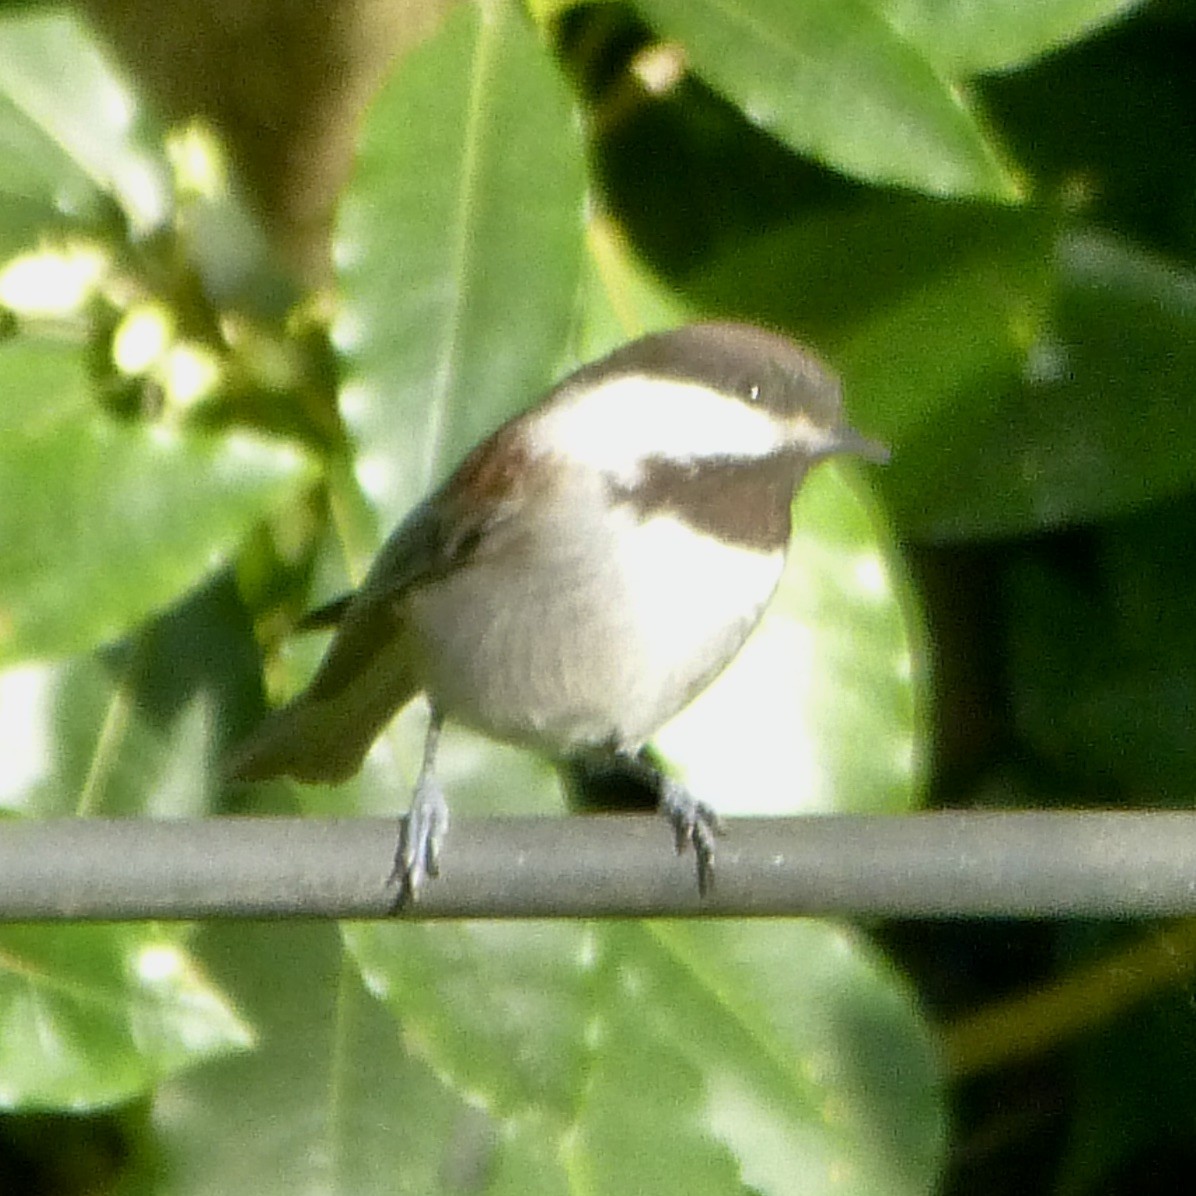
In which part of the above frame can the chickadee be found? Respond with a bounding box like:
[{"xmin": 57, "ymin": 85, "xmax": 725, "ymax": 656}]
[{"xmin": 230, "ymin": 322, "xmax": 887, "ymax": 900}]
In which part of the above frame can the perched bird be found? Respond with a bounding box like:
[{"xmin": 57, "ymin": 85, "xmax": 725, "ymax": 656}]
[{"xmin": 229, "ymin": 322, "xmax": 888, "ymax": 899}]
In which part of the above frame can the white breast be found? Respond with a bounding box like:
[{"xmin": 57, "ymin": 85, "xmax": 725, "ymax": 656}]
[
  {"xmin": 405, "ymin": 478, "xmax": 785, "ymax": 755},
  {"xmin": 610, "ymin": 507, "xmax": 784, "ymax": 719}
]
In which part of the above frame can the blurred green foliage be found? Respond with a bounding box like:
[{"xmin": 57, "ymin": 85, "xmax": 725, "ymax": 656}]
[{"xmin": 1, "ymin": 0, "xmax": 1194, "ymax": 1193}]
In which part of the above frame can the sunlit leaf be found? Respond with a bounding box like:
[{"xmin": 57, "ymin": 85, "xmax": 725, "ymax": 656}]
[
  {"xmin": 0, "ymin": 340, "xmax": 314, "ymax": 665},
  {"xmin": 873, "ymin": 0, "xmax": 1145, "ymax": 74},
  {"xmin": 0, "ymin": 86, "xmax": 113, "ymax": 255},
  {"xmin": 0, "ymin": 574, "xmax": 263, "ymax": 819},
  {"xmin": 0, "ymin": 582, "xmax": 262, "ymax": 1113},
  {"xmin": 345, "ymin": 917, "xmax": 943, "ymax": 1196},
  {"xmin": 0, "ymin": 9, "xmax": 170, "ymax": 236},
  {"xmin": 0, "ymin": 923, "xmax": 251, "ymax": 1111},
  {"xmin": 333, "ymin": 0, "xmax": 586, "ymax": 534},
  {"xmin": 629, "ymin": 0, "xmax": 1017, "ymax": 199},
  {"xmin": 117, "ymin": 922, "xmax": 481, "ymax": 1195},
  {"xmin": 573, "ymin": 213, "xmax": 695, "ymax": 357}
]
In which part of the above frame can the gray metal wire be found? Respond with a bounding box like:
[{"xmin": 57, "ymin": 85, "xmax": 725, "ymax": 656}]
[{"xmin": 2, "ymin": 811, "xmax": 1196, "ymax": 921}]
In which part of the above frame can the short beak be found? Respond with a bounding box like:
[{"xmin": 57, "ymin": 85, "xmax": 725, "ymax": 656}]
[{"xmin": 833, "ymin": 424, "xmax": 891, "ymax": 464}]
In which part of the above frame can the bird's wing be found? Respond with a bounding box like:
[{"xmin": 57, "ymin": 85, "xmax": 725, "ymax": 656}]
[
  {"xmin": 226, "ymin": 501, "xmax": 473, "ymax": 784},
  {"xmin": 304, "ymin": 413, "xmax": 532, "ymax": 701},
  {"xmin": 227, "ymin": 426, "xmax": 524, "ymax": 785},
  {"xmin": 302, "ymin": 498, "xmax": 470, "ymax": 701}
]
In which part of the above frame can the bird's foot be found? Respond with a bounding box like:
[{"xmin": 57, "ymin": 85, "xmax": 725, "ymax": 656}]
[
  {"xmin": 658, "ymin": 780, "xmax": 723, "ymax": 897},
  {"xmin": 390, "ymin": 774, "xmax": 450, "ymax": 907}
]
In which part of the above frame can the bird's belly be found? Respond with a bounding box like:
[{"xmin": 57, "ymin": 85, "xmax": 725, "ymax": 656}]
[{"xmin": 404, "ymin": 511, "xmax": 785, "ymax": 754}]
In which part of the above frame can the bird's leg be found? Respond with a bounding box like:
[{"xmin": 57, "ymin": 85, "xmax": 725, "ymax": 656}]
[
  {"xmin": 619, "ymin": 749, "xmax": 724, "ymax": 897},
  {"xmin": 391, "ymin": 707, "xmax": 449, "ymax": 906}
]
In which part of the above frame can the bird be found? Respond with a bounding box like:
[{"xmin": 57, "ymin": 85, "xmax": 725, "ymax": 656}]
[{"xmin": 228, "ymin": 322, "xmax": 888, "ymax": 901}]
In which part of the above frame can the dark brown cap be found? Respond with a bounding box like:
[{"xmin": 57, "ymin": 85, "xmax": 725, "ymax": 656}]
[{"xmin": 568, "ymin": 322, "xmax": 847, "ymax": 429}]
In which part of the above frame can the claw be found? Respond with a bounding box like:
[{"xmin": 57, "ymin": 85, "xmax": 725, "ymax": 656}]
[
  {"xmin": 659, "ymin": 779, "xmax": 723, "ymax": 897},
  {"xmin": 390, "ymin": 774, "xmax": 450, "ymax": 905}
]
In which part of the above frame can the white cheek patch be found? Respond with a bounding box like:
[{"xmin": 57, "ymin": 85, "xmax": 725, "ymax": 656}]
[{"xmin": 533, "ymin": 374, "xmax": 790, "ymax": 484}]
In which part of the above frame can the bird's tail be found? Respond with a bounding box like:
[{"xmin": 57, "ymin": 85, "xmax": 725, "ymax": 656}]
[{"xmin": 226, "ymin": 676, "xmax": 419, "ymax": 785}]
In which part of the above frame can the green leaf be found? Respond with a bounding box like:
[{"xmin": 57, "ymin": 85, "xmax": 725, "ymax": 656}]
[
  {"xmin": 119, "ymin": 922, "xmax": 474, "ymax": 1196},
  {"xmin": 0, "ymin": 584, "xmax": 259, "ymax": 1113},
  {"xmin": 0, "ymin": 573, "xmax": 264, "ymax": 819},
  {"xmin": 0, "ymin": 923, "xmax": 252, "ymax": 1111},
  {"xmin": 345, "ymin": 918, "xmax": 943, "ymax": 1195},
  {"xmin": 0, "ymin": 87, "xmax": 112, "ymax": 256},
  {"xmin": 334, "ymin": 0, "xmax": 586, "ymax": 534},
  {"xmin": 873, "ymin": 0, "xmax": 1145, "ymax": 75},
  {"xmin": 688, "ymin": 195, "xmax": 1053, "ymax": 369},
  {"xmin": 0, "ymin": 340, "xmax": 314, "ymax": 665},
  {"xmin": 0, "ymin": 9, "xmax": 170, "ymax": 237},
  {"xmin": 888, "ymin": 229, "xmax": 1196, "ymax": 540},
  {"xmin": 351, "ymin": 921, "xmax": 591, "ymax": 1119},
  {"xmin": 835, "ymin": 218, "xmax": 1054, "ymax": 445},
  {"xmin": 628, "ymin": 0, "xmax": 1017, "ymax": 199},
  {"xmin": 573, "ymin": 213, "xmax": 696, "ymax": 358}
]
